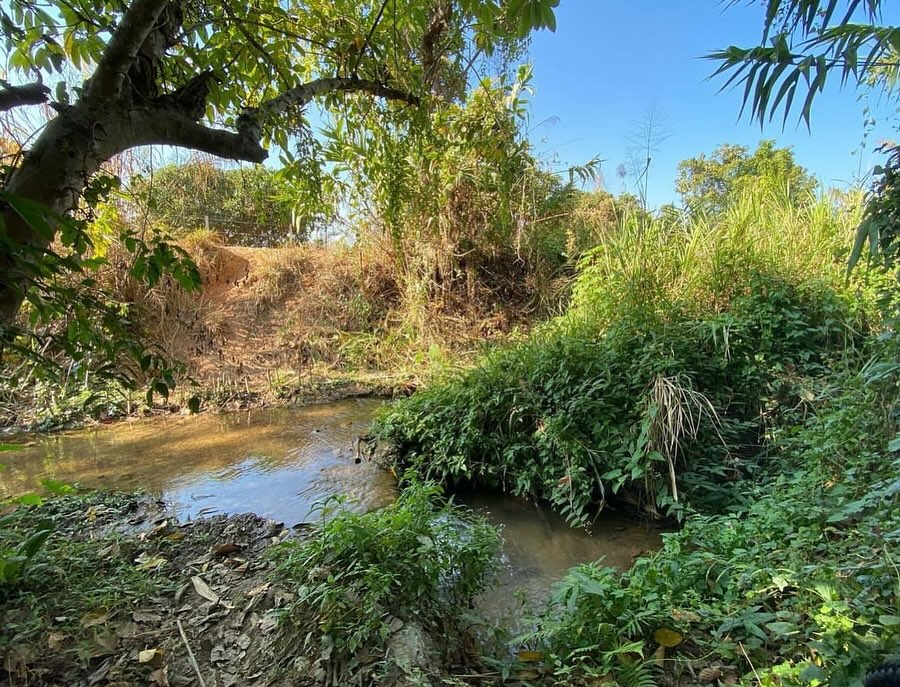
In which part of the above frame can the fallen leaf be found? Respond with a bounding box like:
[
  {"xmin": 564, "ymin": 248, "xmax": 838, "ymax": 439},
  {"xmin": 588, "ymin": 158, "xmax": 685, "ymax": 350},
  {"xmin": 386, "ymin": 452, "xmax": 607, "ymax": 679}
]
[
  {"xmin": 212, "ymin": 542, "xmax": 242, "ymax": 557},
  {"xmin": 149, "ymin": 666, "xmax": 170, "ymax": 686},
  {"xmin": 672, "ymin": 608, "xmax": 701, "ymax": 623},
  {"xmin": 191, "ymin": 575, "xmax": 220, "ymax": 604},
  {"xmin": 698, "ymin": 667, "xmax": 723, "ymax": 683},
  {"xmin": 248, "ymin": 582, "xmax": 270, "ymax": 597},
  {"xmin": 92, "ymin": 630, "xmax": 118, "ymax": 654},
  {"xmin": 47, "ymin": 631, "xmax": 66, "ymax": 650},
  {"xmin": 80, "ymin": 608, "xmax": 110, "ymax": 628},
  {"xmin": 133, "ymin": 610, "xmax": 162, "ymax": 623},
  {"xmin": 135, "ymin": 552, "xmax": 168, "ymax": 570},
  {"xmin": 138, "ymin": 647, "xmax": 164, "ymax": 664},
  {"xmin": 654, "ymin": 643, "xmax": 666, "ymax": 667},
  {"xmin": 258, "ymin": 614, "xmax": 278, "ymax": 634}
]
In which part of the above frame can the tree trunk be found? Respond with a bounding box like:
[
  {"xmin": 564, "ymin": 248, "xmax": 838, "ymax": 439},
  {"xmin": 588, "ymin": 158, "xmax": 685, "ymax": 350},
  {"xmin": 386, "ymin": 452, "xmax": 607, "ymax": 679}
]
[{"xmin": 0, "ymin": 109, "xmax": 106, "ymax": 326}]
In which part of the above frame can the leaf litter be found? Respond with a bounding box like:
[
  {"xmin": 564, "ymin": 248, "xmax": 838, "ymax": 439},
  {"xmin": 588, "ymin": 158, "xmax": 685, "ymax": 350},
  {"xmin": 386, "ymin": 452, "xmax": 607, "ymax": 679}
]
[{"xmin": 0, "ymin": 492, "xmax": 301, "ymax": 687}]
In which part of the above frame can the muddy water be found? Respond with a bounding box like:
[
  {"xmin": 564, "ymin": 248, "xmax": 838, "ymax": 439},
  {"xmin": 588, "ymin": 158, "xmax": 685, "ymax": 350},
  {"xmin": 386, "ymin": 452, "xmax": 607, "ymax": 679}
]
[
  {"xmin": 0, "ymin": 399, "xmax": 396, "ymax": 524},
  {"xmin": 0, "ymin": 398, "xmax": 662, "ymax": 611}
]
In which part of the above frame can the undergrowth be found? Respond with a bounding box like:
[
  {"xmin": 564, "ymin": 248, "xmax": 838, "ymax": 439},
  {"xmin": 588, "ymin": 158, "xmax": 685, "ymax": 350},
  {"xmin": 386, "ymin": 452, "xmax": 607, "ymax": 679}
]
[
  {"xmin": 525, "ymin": 345, "xmax": 900, "ymax": 686},
  {"xmin": 270, "ymin": 479, "xmax": 500, "ymax": 686},
  {"xmin": 375, "ymin": 191, "xmax": 885, "ymax": 526}
]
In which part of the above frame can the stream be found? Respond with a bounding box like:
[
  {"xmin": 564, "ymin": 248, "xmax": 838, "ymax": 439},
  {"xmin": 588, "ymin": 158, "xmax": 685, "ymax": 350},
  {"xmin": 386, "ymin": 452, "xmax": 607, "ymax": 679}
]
[{"xmin": 0, "ymin": 398, "xmax": 662, "ymax": 616}]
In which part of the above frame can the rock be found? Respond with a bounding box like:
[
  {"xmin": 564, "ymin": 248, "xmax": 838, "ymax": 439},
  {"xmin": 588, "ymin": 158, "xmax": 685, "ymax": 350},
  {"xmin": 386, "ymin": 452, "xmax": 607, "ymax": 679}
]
[{"xmin": 383, "ymin": 621, "xmax": 435, "ymax": 687}]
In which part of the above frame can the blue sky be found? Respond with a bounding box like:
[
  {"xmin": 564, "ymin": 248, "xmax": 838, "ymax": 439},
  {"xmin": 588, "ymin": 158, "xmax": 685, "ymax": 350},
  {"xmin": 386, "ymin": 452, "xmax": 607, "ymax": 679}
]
[{"xmin": 525, "ymin": 1, "xmax": 900, "ymax": 208}]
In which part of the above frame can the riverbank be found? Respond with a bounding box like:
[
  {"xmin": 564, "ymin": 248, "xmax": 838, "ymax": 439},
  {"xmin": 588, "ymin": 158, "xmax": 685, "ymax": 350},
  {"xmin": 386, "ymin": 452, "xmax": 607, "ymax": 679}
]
[
  {"xmin": 0, "ymin": 487, "xmax": 511, "ymax": 687},
  {"xmin": 0, "ymin": 235, "xmax": 522, "ymax": 432},
  {"xmin": 1, "ymin": 491, "xmax": 294, "ymax": 686}
]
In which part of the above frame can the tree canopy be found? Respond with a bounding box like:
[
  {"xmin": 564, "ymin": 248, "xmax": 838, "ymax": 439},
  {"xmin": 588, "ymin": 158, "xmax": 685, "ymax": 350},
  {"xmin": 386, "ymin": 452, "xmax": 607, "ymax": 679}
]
[
  {"xmin": 0, "ymin": 0, "xmax": 561, "ymax": 400},
  {"xmin": 676, "ymin": 140, "xmax": 816, "ymax": 213},
  {"xmin": 0, "ymin": 0, "xmax": 561, "ymax": 314}
]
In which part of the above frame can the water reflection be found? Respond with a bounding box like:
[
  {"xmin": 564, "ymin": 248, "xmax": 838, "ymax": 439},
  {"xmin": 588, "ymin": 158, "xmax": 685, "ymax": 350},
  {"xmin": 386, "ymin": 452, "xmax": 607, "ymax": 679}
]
[{"xmin": 0, "ymin": 399, "xmax": 396, "ymax": 525}]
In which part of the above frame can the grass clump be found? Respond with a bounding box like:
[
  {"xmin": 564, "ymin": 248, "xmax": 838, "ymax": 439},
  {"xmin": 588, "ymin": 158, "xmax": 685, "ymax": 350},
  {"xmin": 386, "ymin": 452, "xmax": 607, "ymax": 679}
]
[
  {"xmin": 270, "ymin": 479, "xmax": 500, "ymax": 686},
  {"xmin": 374, "ymin": 190, "xmax": 881, "ymax": 526}
]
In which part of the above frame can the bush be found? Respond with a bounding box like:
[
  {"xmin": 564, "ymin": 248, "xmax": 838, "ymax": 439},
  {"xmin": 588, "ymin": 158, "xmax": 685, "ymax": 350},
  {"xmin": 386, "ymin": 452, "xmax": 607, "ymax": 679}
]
[
  {"xmin": 270, "ymin": 479, "xmax": 500, "ymax": 685},
  {"xmin": 374, "ymin": 189, "xmax": 881, "ymax": 526},
  {"xmin": 133, "ymin": 162, "xmax": 301, "ymax": 246},
  {"xmin": 527, "ymin": 350, "xmax": 900, "ymax": 685}
]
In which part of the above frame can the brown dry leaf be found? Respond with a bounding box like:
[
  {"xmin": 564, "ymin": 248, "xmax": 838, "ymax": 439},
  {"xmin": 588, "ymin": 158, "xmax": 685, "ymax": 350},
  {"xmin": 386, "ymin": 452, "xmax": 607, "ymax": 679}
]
[
  {"xmin": 92, "ymin": 629, "xmax": 119, "ymax": 655},
  {"xmin": 134, "ymin": 552, "xmax": 168, "ymax": 570},
  {"xmin": 149, "ymin": 666, "xmax": 170, "ymax": 686},
  {"xmin": 672, "ymin": 608, "xmax": 701, "ymax": 624},
  {"xmin": 80, "ymin": 608, "xmax": 110, "ymax": 628},
  {"xmin": 133, "ymin": 610, "xmax": 162, "ymax": 623},
  {"xmin": 248, "ymin": 582, "xmax": 270, "ymax": 597},
  {"xmin": 138, "ymin": 647, "xmax": 164, "ymax": 664},
  {"xmin": 212, "ymin": 542, "xmax": 242, "ymax": 558},
  {"xmin": 191, "ymin": 575, "xmax": 220, "ymax": 604},
  {"xmin": 698, "ymin": 666, "xmax": 723, "ymax": 683},
  {"xmin": 653, "ymin": 627, "xmax": 683, "ymax": 648},
  {"xmin": 3, "ymin": 647, "xmax": 30, "ymax": 677},
  {"xmin": 258, "ymin": 613, "xmax": 278, "ymax": 634},
  {"xmin": 654, "ymin": 644, "xmax": 666, "ymax": 667},
  {"xmin": 115, "ymin": 621, "xmax": 139, "ymax": 639}
]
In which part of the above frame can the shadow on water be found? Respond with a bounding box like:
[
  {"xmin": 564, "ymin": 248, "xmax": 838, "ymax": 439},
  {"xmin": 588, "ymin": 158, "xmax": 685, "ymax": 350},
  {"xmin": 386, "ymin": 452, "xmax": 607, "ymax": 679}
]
[
  {"xmin": 0, "ymin": 398, "xmax": 664, "ymax": 618},
  {"xmin": 457, "ymin": 490, "xmax": 664, "ymax": 624}
]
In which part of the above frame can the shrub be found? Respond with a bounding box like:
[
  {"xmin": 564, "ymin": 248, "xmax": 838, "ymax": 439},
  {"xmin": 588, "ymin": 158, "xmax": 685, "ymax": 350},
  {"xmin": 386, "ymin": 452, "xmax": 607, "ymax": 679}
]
[
  {"xmin": 526, "ymin": 349, "xmax": 900, "ymax": 685},
  {"xmin": 374, "ymin": 189, "xmax": 883, "ymax": 526},
  {"xmin": 270, "ymin": 479, "xmax": 500, "ymax": 685}
]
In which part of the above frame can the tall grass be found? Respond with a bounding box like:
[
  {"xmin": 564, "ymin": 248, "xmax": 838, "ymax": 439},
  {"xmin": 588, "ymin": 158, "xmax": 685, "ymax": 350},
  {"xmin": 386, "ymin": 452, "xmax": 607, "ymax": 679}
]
[
  {"xmin": 375, "ymin": 188, "xmax": 885, "ymax": 526},
  {"xmin": 567, "ymin": 187, "xmax": 868, "ymax": 330}
]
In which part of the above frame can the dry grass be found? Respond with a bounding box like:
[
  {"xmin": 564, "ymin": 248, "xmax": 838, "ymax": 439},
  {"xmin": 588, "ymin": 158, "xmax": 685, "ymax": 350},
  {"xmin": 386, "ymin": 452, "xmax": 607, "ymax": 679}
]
[
  {"xmin": 90, "ymin": 223, "xmax": 539, "ymax": 405},
  {"xmin": 646, "ymin": 374, "xmax": 724, "ymax": 504}
]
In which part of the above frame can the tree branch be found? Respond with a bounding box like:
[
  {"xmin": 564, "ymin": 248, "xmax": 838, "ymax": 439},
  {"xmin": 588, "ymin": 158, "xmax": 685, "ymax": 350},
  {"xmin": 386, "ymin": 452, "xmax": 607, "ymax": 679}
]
[
  {"xmin": 239, "ymin": 76, "xmax": 419, "ymax": 140},
  {"xmin": 128, "ymin": 105, "xmax": 267, "ymax": 163},
  {"xmin": 86, "ymin": 0, "xmax": 170, "ymax": 98},
  {"xmin": 0, "ymin": 82, "xmax": 50, "ymax": 111}
]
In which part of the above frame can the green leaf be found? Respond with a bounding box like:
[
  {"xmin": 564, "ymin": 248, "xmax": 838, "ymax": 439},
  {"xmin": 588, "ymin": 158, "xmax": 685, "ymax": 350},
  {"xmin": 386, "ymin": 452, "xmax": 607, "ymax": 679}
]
[
  {"xmin": 13, "ymin": 493, "xmax": 43, "ymax": 506},
  {"xmin": 40, "ymin": 478, "xmax": 76, "ymax": 495}
]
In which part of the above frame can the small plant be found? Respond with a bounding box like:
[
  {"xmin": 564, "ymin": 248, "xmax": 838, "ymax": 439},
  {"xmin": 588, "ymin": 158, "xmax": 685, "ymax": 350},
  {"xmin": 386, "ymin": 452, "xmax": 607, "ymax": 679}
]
[
  {"xmin": 271, "ymin": 478, "xmax": 500, "ymax": 685},
  {"xmin": 0, "ymin": 504, "xmax": 53, "ymax": 587}
]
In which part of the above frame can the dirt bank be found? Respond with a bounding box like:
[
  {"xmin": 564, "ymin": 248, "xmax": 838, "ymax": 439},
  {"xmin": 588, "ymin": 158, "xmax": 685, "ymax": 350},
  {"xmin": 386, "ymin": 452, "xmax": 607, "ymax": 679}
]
[{"xmin": 133, "ymin": 238, "xmax": 522, "ymax": 409}]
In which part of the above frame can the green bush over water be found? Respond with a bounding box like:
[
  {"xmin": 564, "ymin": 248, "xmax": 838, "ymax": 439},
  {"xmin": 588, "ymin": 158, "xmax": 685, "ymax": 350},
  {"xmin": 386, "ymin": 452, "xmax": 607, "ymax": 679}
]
[
  {"xmin": 375, "ymin": 190, "xmax": 884, "ymax": 526},
  {"xmin": 529, "ymin": 350, "xmax": 900, "ymax": 685}
]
